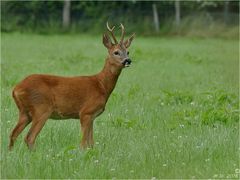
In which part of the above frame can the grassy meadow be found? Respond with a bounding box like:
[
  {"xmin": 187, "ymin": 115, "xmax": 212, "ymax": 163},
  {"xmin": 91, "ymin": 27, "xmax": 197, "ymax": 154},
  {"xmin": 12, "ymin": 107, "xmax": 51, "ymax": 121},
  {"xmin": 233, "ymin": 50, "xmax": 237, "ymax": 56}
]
[{"xmin": 1, "ymin": 33, "xmax": 239, "ymax": 179}]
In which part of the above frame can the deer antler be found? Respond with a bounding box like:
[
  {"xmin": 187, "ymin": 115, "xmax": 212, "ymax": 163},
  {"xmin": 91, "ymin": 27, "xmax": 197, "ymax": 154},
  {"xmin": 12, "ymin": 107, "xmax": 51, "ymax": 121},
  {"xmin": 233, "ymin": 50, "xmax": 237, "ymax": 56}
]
[
  {"xmin": 119, "ymin": 23, "xmax": 125, "ymax": 44},
  {"xmin": 106, "ymin": 22, "xmax": 118, "ymax": 44}
]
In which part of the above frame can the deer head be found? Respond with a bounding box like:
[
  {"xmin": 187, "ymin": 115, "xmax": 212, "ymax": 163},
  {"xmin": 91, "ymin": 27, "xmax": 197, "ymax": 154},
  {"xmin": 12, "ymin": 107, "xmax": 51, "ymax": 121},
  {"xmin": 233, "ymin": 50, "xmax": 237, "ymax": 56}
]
[{"xmin": 103, "ymin": 22, "xmax": 135, "ymax": 68}]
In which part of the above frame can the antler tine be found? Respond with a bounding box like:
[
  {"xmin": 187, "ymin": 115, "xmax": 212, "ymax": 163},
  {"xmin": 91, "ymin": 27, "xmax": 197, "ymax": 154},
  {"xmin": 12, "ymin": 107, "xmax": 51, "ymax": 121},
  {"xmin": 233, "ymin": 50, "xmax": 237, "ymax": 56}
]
[
  {"xmin": 106, "ymin": 22, "xmax": 118, "ymax": 44},
  {"xmin": 120, "ymin": 23, "xmax": 125, "ymax": 44}
]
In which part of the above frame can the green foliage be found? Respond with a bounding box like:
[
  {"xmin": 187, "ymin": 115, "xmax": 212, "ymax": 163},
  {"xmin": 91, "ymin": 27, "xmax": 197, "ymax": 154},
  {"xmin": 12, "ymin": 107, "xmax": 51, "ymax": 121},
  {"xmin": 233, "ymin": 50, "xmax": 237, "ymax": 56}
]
[
  {"xmin": 1, "ymin": 33, "xmax": 239, "ymax": 179},
  {"xmin": 200, "ymin": 91, "xmax": 239, "ymax": 125},
  {"xmin": 171, "ymin": 90, "xmax": 239, "ymax": 126},
  {"xmin": 1, "ymin": 1, "xmax": 239, "ymax": 37}
]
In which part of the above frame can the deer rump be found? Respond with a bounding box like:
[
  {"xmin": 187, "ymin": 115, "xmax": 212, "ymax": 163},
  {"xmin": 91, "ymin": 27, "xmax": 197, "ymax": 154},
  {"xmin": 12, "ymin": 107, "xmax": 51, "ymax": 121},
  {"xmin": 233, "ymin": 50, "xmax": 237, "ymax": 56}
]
[{"xmin": 13, "ymin": 74, "xmax": 106, "ymax": 120}]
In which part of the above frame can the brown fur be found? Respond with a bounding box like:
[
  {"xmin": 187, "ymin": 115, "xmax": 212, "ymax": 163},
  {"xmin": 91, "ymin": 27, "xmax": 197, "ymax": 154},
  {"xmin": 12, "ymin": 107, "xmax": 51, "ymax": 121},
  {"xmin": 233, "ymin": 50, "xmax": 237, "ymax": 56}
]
[{"xmin": 9, "ymin": 24, "xmax": 135, "ymax": 150}]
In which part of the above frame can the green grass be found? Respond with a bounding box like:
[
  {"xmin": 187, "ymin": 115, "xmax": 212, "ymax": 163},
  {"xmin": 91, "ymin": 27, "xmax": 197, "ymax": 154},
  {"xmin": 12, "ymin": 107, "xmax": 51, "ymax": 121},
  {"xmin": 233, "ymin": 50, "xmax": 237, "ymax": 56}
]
[{"xmin": 1, "ymin": 32, "xmax": 239, "ymax": 179}]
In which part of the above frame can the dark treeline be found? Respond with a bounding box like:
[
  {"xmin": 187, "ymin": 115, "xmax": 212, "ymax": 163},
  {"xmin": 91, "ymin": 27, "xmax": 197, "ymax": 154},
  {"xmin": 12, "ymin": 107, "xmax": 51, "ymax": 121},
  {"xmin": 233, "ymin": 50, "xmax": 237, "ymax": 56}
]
[{"xmin": 1, "ymin": 1, "xmax": 239, "ymax": 35}]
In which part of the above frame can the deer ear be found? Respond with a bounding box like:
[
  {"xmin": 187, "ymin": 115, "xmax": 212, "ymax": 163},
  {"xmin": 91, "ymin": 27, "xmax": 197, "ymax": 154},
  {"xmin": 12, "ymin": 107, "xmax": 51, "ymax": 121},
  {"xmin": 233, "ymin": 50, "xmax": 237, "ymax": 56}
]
[
  {"xmin": 124, "ymin": 33, "xmax": 135, "ymax": 48},
  {"xmin": 103, "ymin": 33, "xmax": 112, "ymax": 49}
]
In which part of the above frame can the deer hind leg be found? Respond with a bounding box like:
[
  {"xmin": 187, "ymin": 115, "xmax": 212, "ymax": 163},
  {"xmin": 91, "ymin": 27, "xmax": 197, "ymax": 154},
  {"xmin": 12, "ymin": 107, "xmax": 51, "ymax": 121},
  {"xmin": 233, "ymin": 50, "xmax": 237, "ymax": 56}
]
[
  {"xmin": 24, "ymin": 106, "xmax": 52, "ymax": 150},
  {"xmin": 80, "ymin": 114, "xmax": 94, "ymax": 149},
  {"xmin": 88, "ymin": 122, "xmax": 94, "ymax": 147},
  {"xmin": 9, "ymin": 111, "xmax": 31, "ymax": 150}
]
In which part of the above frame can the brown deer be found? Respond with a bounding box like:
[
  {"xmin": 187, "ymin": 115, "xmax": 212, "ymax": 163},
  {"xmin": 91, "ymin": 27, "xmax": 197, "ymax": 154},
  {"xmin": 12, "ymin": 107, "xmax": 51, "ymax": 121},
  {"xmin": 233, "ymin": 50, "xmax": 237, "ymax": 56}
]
[{"xmin": 9, "ymin": 23, "xmax": 135, "ymax": 150}]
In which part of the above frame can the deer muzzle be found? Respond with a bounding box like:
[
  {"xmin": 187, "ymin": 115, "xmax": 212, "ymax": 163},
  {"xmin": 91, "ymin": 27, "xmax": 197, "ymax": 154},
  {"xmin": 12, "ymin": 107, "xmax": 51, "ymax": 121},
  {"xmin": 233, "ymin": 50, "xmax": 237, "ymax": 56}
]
[{"xmin": 122, "ymin": 58, "xmax": 132, "ymax": 67}]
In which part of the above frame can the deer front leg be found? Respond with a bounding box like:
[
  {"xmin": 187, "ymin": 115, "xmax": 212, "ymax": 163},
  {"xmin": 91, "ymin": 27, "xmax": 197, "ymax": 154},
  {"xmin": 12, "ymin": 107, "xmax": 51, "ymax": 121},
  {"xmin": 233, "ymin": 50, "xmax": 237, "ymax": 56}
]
[
  {"xmin": 79, "ymin": 101, "xmax": 105, "ymax": 149},
  {"xmin": 80, "ymin": 114, "xmax": 94, "ymax": 149}
]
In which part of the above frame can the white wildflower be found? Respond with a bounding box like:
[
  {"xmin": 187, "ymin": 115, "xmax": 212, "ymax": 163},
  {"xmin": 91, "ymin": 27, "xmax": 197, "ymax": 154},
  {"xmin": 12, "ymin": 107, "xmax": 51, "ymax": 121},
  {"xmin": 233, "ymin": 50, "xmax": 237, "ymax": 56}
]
[
  {"xmin": 205, "ymin": 158, "xmax": 210, "ymax": 162},
  {"xmin": 179, "ymin": 124, "xmax": 184, "ymax": 128},
  {"xmin": 235, "ymin": 169, "xmax": 240, "ymax": 174}
]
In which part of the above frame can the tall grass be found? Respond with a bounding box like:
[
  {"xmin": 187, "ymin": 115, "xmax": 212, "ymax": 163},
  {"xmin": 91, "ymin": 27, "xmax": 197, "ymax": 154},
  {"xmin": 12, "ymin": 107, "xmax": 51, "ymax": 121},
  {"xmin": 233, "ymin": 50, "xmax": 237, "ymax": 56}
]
[{"xmin": 1, "ymin": 33, "xmax": 239, "ymax": 179}]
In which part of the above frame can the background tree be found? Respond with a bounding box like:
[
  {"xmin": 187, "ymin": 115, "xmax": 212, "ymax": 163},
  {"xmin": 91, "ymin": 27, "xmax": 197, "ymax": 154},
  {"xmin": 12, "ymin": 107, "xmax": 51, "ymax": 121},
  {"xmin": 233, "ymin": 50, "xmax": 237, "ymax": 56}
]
[
  {"xmin": 175, "ymin": 0, "xmax": 180, "ymax": 27},
  {"xmin": 224, "ymin": 0, "xmax": 229, "ymax": 24},
  {"xmin": 152, "ymin": 3, "xmax": 160, "ymax": 33},
  {"xmin": 63, "ymin": 0, "xmax": 71, "ymax": 29}
]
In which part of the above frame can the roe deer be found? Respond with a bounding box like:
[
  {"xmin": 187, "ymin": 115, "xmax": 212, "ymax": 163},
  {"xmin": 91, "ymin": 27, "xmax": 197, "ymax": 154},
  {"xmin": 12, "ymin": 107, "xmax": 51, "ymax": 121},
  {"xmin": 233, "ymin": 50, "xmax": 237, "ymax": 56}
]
[{"xmin": 9, "ymin": 23, "xmax": 135, "ymax": 150}]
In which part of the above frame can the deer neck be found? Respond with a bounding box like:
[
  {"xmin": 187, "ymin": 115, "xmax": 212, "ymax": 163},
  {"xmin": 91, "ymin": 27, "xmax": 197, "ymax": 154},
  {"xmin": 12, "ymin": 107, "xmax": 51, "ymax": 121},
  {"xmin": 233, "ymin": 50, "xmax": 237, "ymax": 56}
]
[{"xmin": 97, "ymin": 57, "xmax": 123, "ymax": 97}]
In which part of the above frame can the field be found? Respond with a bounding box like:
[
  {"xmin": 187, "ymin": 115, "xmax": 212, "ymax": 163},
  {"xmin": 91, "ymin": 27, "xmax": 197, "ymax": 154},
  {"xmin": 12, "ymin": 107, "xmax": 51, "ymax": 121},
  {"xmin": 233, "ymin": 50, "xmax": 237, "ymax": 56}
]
[{"xmin": 1, "ymin": 33, "xmax": 239, "ymax": 179}]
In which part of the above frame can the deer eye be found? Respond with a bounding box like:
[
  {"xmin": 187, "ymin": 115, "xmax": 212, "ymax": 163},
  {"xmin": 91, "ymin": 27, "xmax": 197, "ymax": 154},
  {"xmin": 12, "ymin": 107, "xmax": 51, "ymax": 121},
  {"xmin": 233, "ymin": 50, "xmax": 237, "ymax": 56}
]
[{"xmin": 114, "ymin": 51, "xmax": 120, "ymax": 56}]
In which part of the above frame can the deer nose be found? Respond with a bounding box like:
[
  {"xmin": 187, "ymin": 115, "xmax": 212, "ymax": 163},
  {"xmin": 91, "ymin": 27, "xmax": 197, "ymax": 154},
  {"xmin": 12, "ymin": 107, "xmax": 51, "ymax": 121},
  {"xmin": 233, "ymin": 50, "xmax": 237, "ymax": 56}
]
[
  {"xmin": 122, "ymin": 58, "xmax": 132, "ymax": 67},
  {"xmin": 122, "ymin": 58, "xmax": 132, "ymax": 65}
]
